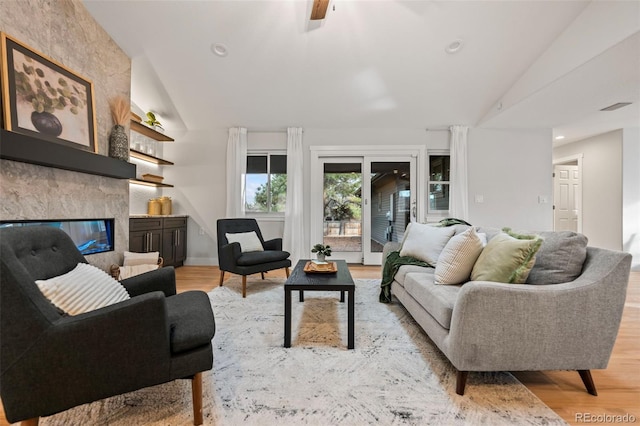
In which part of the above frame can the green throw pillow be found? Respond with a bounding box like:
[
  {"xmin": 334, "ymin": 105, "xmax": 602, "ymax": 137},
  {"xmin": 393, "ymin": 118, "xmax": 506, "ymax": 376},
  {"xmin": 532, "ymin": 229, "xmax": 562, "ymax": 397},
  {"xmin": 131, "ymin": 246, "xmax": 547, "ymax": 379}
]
[{"xmin": 470, "ymin": 228, "xmax": 543, "ymax": 284}]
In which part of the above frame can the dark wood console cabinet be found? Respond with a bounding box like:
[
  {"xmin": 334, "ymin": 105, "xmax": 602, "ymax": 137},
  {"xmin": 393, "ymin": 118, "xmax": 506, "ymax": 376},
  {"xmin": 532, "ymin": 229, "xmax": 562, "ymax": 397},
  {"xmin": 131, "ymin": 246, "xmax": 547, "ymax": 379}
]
[{"xmin": 130, "ymin": 216, "xmax": 187, "ymax": 267}]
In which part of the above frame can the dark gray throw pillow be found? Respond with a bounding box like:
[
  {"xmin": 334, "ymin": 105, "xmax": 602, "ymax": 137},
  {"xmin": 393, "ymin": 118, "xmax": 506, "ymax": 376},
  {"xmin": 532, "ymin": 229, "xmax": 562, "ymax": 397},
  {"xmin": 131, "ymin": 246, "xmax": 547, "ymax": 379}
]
[{"xmin": 526, "ymin": 231, "xmax": 588, "ymax": 284}]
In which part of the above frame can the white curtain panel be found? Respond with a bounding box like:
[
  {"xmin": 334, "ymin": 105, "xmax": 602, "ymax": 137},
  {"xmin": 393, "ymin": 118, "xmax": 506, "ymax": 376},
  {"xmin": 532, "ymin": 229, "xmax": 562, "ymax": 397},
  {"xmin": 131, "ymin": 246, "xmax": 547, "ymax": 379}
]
[
  {"xmin": 449, "ymin": 125, "xmax": 469, "ymax": 221},
  {"xmin": 283, "ymin": 127, "xmax": 305, "ymax": 264},
  {"xmin": 225, "ymin": 127, "xmax": 247, "ymax": 218}
]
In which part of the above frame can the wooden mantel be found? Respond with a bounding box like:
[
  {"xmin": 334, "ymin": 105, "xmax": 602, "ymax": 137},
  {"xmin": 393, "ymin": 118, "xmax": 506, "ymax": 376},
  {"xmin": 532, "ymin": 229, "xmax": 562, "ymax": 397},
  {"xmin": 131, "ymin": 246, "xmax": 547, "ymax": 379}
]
[{"xmin": 0, "ymin": 129, "xmax": 136, "ymax": 179}]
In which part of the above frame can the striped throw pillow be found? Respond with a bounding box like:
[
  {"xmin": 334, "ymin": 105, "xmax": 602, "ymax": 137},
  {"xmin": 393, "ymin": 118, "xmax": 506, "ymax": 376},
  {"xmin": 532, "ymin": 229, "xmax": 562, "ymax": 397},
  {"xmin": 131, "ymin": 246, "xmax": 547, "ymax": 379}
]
[
  {"xmin": 435, "ymin": 227, "xmax": 484, "ymax": 285},
  {"xmin": 36, "ymin": 263, "xmax": 130, "ymax": 315}
]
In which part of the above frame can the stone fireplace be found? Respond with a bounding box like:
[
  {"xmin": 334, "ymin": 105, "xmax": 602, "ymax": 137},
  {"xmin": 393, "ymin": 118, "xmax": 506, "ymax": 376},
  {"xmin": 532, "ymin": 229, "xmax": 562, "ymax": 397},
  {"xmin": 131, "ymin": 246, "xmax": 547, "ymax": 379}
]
[{"xmin": 0, "ymin": 0, "xmax": 132, "ymax": 270}]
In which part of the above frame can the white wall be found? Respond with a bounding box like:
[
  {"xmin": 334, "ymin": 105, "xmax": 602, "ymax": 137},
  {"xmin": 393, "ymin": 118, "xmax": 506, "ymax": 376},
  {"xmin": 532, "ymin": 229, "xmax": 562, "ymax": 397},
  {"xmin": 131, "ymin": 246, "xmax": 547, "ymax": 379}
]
[
  {"xmin": 167, "ymin": 126, "xmax": 555, "ymax": 265},
  {"xmin": 553, "ymin": 130, "xmax": 623, "ymax": 251},
  {"xmin": 622, "ymin": 127, "xmax": 640, "ymax": 270},
  {"xmin": 467, "ymin": 128, "xmax": 554, "ymax": 231},
  {"xmin": 162, "ymin": 128, "xmax": 228, "ymax": 265}
]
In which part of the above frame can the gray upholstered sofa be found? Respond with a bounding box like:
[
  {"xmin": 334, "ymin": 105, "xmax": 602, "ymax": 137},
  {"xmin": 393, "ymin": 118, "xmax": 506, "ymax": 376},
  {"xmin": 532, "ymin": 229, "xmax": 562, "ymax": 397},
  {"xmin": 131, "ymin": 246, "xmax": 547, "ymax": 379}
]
[{"xmin": 383, "ymin": 225, "xmax": 632, "ymax": 395}]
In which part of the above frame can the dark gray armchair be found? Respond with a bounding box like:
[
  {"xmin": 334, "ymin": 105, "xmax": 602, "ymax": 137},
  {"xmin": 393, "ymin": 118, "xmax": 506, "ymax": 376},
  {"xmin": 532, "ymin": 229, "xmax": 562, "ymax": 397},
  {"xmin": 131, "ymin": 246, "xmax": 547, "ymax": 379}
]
[
  {"xmin": 0, "ymin": 226, "xmax": 215, "ymax": 425},
  {"xmin": 217, "ymin": 218, "xmax": 291, "ymax": 297}
]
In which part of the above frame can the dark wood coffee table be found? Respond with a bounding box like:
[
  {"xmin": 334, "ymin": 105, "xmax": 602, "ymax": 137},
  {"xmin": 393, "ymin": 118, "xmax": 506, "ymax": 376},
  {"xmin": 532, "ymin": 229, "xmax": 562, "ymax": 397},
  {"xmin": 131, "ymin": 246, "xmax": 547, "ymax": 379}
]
[{"xmin": 284, "ymin": 259, "xmax": 355, "ymax": 349}]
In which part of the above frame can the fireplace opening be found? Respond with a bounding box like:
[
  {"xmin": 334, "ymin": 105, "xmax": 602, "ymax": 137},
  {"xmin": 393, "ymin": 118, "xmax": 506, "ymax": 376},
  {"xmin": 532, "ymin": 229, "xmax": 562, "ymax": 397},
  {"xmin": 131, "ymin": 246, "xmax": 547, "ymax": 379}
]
[{"xmin": 0, "ymin": 218, "xmax": 115, "ymax": 255}]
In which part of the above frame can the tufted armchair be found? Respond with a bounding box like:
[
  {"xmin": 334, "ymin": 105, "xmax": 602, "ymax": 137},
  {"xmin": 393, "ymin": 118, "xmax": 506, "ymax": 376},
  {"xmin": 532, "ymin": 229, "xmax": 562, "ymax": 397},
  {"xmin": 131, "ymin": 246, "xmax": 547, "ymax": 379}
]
[
  {"xmin": 0, "ymin": 226, "xmax": 215, "ymax": 425},
  {"xmin": 217, "ymin": 218, "xmax": 291, "ymax": 297}
]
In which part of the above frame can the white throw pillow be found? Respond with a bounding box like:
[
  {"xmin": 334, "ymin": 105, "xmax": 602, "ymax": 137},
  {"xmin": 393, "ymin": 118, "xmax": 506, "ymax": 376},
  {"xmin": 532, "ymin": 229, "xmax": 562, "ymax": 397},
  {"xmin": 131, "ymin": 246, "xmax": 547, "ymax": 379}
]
[
  {"xmin": 36, "ymin": 263, "xmax": 130, "ymax": 315},
  {"xmin": 399, "ymin": 222, "xmax": 456, "ymax": 265},
  {"xmin": 435, "ymin": 227, "xmax": 484, "ymax": 285},
  {"xmin": 118, "ymin": 264, "xmax": 159, "ymax": 280},
  {"xmin": 226, "ymin": 231, "xmax": 264, "ymax": 253},
  {"xmin": 123, "ymin": 251, "xmax": 159, "ymax": 266}
]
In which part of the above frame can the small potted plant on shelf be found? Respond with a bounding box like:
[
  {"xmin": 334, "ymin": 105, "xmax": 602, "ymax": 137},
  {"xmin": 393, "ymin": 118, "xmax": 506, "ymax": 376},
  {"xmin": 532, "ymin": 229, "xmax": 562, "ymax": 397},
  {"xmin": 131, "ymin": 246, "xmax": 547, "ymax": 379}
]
[
  {"xmin": 311, "ymin": 243, "xmax": 332, "ymax": 262},
  {"xmin": 144, "ymin": 111, "xmax": 164, "ymax": 132}
]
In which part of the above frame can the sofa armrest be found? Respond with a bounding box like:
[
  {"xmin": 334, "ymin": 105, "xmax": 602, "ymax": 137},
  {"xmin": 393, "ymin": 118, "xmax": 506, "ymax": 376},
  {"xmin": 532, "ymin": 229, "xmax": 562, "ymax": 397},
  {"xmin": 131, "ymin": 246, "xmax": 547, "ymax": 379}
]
[
  {"xmin": 263, "ymin": 238, "xmax": 283, "ymax": 251},
  {"xmin": 120, "ymin": 266, "xmax": 176, "ymax": 297},
  {"xmin": 2, "ymin": 292, "xmax": 172, "ymax": 420},
  {"xmin": 382, "ymin": 242, "xmax": 402, "ymax": 261},
  {"xmin": 446, "ymin": 248, "xmax": 632, "ymax": 372}
]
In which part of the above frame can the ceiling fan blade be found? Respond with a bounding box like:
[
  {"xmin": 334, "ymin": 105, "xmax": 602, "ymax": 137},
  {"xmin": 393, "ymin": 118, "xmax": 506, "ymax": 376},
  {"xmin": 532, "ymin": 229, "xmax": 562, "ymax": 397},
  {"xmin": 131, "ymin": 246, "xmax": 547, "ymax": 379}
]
[{"xmin": 310, "ymin": 0, "xmax": 330, "ymax": 20}]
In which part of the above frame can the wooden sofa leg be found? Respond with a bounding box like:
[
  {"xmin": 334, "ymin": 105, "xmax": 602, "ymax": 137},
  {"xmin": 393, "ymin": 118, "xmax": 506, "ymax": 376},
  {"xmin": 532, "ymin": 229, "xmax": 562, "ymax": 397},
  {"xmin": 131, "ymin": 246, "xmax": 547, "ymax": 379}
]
[
  {"xmin": 21, "ymin": 418, "xmax": 39, "ymax": 426},
  {"xmin": 242, "ymin": 275, "xmax": 247, "ymax": 298},
  {"xmin": 192, "ymin": 372, "xmax": 203, "ymax": 425},
  {"xmin": 456, "ymin": 370, "xmax": 469, "ymax": 395},
  {"xmin": 578, "ymin": 370, "xmax": 598, "ymax": 396},
  {"xmin": 285, "ymin": 267, "xmax": 290, "ymax": 278},
  {"xmin": 218, "ymin": 271, "xmax": 225, "ymax": 286},
  {"xmin": 261, "ymin": 272, "xmax": 265, "ymax": 280}
]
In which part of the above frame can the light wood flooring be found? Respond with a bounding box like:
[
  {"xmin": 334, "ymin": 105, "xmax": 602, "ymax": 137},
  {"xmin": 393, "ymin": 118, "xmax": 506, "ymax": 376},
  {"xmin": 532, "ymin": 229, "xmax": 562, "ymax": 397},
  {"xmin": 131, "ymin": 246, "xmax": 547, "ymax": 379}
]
[{"xmin": 2, "ymin": 267, "xmax": 637, "ymax": 426}]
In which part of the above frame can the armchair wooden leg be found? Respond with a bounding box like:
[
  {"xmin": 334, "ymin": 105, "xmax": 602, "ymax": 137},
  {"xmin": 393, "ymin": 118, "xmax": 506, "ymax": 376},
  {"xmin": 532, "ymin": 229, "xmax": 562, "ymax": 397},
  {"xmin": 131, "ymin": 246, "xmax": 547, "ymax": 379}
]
[
  {"xmin": 578, "ymin": 369, "xmax": 598, "ymax": 396},
  {"xmin": 242, "ymin": 275, "xmax": 247, "ymax": 298},
  {"xmin": 218, "ymin": 271, "xmax": 225, "ymax": 286},
  {"xmin": 21, "ymin": 418, "xmax": 39, "ymax": 426},
  {"xmin": 456, "ymin": 370, "xmax": 469, "ymax": 395},
  {"xmin": 261, "ymin": 272, "xmax": 265, "ymax": 280},
  {"xmin": 285, "ymin": 267, "xmax": 290, "ymax": 278},
  {"xmin": 192, "ymin": 372, "xmax": 203, "ymax": 425}
]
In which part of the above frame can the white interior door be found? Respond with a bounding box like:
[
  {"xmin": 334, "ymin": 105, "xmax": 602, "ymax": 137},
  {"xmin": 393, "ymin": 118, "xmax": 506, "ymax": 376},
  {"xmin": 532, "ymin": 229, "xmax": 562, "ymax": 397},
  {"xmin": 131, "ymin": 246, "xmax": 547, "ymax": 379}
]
[{"xmin": 554, "ymin": 164, "xmax": 580, "ymax": 232}]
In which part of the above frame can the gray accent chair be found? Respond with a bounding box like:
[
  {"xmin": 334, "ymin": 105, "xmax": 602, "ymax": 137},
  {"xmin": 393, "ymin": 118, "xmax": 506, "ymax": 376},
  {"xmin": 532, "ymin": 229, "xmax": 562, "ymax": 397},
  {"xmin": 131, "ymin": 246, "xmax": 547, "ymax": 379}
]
[
  {"xmin": 217, "ymin": 218, "xmax": 291, "ymax": 297},
  {"xmin": 0, "ymin": 226, "xmax": 215, "ymax": 425}
]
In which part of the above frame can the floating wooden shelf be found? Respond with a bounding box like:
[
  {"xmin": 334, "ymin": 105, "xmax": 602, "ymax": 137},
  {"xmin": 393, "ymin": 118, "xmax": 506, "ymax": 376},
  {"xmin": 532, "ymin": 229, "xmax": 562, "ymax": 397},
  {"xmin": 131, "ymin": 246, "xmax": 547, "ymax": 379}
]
[
  {"xmin": 130, "ymin": 120, "xmax": 174, "ymax": 142},
  {"xmin": 129, "ymin": 178, "xmax": 174, "ymax": 188},
  {"xmin": 129, "ymin": 149, "xmax": 174, "ymax": 165}
]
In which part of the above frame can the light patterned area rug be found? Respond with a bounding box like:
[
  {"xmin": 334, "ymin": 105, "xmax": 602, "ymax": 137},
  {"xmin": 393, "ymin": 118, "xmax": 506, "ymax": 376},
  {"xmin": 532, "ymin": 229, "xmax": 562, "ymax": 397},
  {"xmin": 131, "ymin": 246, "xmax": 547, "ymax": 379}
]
[{"xmin": 42, "ymin": 278, "xmax": 566, "ymax": 425}]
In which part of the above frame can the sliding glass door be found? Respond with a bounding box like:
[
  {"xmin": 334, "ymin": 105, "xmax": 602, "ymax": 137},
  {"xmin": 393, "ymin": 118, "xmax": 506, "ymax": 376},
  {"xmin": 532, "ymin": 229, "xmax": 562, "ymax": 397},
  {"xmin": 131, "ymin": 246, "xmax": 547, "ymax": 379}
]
[{"xmin": 314, "ymin": 155, "xmax": 416, "ymax": 265}]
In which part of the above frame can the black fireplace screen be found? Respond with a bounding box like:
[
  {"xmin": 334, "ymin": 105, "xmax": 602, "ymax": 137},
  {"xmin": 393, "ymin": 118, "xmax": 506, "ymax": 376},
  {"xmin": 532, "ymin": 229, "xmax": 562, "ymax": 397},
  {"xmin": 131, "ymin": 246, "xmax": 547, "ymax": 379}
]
[{"xmin": 0, "ymin": 218, "xmax": 114, "ymax": 255}]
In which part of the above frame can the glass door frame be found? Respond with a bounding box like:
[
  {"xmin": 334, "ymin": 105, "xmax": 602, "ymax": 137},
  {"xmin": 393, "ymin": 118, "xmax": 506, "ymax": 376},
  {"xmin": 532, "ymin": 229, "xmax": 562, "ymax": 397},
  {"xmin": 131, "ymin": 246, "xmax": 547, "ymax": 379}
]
[{"xmin": 310, "ymin": 145, "xmax": 425, "ymax": 265}]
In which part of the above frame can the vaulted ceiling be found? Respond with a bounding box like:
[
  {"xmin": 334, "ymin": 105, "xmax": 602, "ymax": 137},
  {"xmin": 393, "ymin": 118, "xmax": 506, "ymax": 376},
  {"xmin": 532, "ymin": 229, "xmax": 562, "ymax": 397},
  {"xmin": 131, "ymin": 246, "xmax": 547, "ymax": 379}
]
[{"xmin": 84, "ymin": 0, "xmax": 639, "ymax": 143}]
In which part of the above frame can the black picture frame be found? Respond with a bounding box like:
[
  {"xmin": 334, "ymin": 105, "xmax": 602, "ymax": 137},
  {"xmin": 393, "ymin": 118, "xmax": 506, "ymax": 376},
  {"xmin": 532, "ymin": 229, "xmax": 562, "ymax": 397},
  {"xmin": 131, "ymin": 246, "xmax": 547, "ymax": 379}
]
[{"xmin": 0, "ymin": 32, "xmax": 97, "ymax": 152}]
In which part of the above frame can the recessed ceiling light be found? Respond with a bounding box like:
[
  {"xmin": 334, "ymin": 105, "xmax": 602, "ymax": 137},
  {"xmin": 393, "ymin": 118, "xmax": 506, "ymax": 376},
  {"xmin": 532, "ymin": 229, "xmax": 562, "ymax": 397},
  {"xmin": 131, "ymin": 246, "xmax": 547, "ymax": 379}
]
[
  {"xmin": 211, "ymin": 43, "xmax": 228, "ymax": 57},
  {"xmin": 445, "ymin": 39, "xmax": 464, "ymax": 54},
  {"xmin": 555, "ymin": 135, "xmax": 565, "ymax": 140}
]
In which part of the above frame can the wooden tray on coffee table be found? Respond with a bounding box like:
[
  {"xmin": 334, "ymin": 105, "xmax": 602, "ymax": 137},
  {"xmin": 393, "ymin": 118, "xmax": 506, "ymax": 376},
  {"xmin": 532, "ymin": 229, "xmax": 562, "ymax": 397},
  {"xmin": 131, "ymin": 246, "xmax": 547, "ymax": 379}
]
[{"xmin": 303, "ymin": 261, "xmax": 338, "ymax": 274}]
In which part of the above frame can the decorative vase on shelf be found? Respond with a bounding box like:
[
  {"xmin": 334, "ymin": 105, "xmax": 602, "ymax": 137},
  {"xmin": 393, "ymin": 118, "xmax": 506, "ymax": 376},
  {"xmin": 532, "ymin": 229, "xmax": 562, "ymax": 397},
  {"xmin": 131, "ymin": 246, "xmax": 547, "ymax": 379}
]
[
  {"xmin": 109, "ymin": 124, "xmax": 129, "ymax": 161},
  {"xmin": 108, "ymin": 96, "xmax": 130, "ymax": 161}
]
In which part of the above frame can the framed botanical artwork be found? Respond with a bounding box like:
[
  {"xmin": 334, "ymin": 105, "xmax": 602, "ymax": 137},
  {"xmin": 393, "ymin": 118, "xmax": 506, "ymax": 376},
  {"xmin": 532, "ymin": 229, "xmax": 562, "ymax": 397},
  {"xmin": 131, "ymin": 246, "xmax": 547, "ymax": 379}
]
[{"xmin": 0, "ymin": 32, "xmax": 97, "ymax": 152}]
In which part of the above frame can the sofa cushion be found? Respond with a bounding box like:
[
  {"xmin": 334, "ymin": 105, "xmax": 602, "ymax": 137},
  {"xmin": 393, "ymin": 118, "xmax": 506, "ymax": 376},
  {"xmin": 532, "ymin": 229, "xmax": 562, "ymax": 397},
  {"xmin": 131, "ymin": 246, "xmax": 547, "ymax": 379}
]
[
  {"xmin": 526, "ymin": 231, "xmax": 588, "ymax": 284},
  {"xmin": 435, "ymin": 227, "xmax": 484, "ymax": 285},
  {"xmin": 36, "ymin": 263, "xmax": 130, "ymax": 315},
  {"xmin": 395, "ymin": 264, "xmax": 434, "ymax": 287},
  {"xmin": 166, "ymin": 291, "xmax": 216, "ymax": 353},
  {"xmin": 399, "ymin": 222, "xmax": 456, "ymax": 265},
  {"xmin": 404, "ymin": 271, "xmax": 460, "ymax": 330},
  {"xmin": 471, "ymin": 230, "xmax": 543, "ymax": 284}
]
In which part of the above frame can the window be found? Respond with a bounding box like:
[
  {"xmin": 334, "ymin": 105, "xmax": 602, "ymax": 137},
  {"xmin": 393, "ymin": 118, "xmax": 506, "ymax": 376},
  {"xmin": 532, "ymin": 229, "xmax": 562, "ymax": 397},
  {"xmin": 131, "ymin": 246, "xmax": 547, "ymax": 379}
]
[
  {"xmin": 428, "ymin": 154, "xmax": 450, "ymax": 214},
  {"xmin": 245, "ymin": 153, "xmax": 287, "ymax": 213}
]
